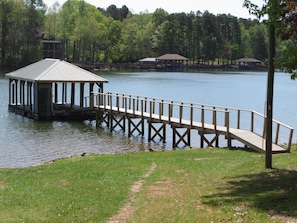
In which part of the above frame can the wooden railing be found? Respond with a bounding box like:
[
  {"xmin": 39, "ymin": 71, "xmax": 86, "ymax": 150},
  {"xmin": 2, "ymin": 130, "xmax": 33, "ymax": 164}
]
[{"xmin": 87, "ymin": 92, "xmax": 294, "ymax": 151}]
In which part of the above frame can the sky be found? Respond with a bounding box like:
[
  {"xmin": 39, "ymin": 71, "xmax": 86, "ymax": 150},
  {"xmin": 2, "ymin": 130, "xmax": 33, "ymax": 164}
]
[{"xmin": 43, "ymin": 0, "xmax": 265, "ymax": 19}]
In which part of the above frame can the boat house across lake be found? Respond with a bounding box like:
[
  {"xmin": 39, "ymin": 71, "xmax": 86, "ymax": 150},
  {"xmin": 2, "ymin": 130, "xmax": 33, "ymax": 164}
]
[
  {"xmin": 156, "ymin": 54, "xmax": 188, "ymax": 71},
  {"xmin": 6, "ymin": 58, "xmax": 108, "ymax": 120}
]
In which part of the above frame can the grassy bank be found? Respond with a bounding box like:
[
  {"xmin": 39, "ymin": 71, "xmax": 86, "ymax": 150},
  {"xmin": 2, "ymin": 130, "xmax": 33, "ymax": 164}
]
[{"xmin": 0, "ymin": 147, "xmax": 297, "ymax": 222}]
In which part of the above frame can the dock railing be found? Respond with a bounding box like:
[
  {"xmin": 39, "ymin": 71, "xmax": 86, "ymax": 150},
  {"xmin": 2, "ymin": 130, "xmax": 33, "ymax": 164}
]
[{"xmin": 88, "ymin": 92, "xmax": 294, "ymax": 151}]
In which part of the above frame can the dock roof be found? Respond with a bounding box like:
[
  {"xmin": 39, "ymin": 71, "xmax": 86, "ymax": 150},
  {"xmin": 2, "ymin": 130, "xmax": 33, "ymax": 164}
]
[
  {"xmin": 6, "ymin": 58, "xmax": 108, "ymax": 83},
  {"xmin": 234, "ymin": 58, "xmax": 262, "ymax": 63},
  {"xmin": 156, "ymin": 54, "xmax": 188, "ymax": 61}
]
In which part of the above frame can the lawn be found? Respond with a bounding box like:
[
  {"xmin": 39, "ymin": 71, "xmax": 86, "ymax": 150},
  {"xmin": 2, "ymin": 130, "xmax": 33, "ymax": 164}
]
[{"xmin": 0, "ymin": 147, "xmax": 296, "ymax": 222}]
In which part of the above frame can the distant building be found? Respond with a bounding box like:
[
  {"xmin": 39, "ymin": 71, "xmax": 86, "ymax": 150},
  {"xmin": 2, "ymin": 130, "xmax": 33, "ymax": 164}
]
[
  {"xmin": 156, "ymin": 54, "xmax": 189, "ymax": 71},
  {"xmin": 234, "ymin": 58, "xmax": 264, "ymax": 69}
]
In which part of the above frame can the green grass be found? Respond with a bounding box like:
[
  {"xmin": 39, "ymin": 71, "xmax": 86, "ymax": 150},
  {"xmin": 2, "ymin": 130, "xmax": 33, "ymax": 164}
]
[{"xmin": 0, "ymin": 147, "xmax": 297, "ymax": 222}]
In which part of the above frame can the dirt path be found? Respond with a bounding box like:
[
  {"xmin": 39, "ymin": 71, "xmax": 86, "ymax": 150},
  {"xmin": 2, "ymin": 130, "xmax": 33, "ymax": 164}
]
[{"xmin": 107, "ymin": 162, "xmax": 157, "ymax": 223}]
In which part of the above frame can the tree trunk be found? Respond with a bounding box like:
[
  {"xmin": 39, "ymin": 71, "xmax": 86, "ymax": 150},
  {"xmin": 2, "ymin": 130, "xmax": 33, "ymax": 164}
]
[{"xmin": 265, "ymin": 23, "xmax": 275, "ymax": 169}]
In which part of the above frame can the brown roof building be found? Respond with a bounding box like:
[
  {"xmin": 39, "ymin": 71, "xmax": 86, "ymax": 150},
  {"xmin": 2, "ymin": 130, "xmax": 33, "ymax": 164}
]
[{"xmin": 156, "ymin": 54, "xmax": 188, "ymax": 71}]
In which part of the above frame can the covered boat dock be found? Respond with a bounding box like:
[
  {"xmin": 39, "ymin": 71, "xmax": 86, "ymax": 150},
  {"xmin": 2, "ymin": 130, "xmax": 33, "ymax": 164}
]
[
  {"xmin": 156, "ymin": 54, "xmax": 188, "ymax": 71},
  {"xmin": 6, "ymin": 58, "xmax": 108, "ymax": 120}
]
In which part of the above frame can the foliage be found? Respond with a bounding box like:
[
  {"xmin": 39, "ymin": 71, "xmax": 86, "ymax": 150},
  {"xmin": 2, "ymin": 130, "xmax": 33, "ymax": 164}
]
[
  {"xmin": 0, "ymin": 148, "xmax": 297, "ymax": 222},
  {"xmin": 244, "ymin": 0, "xmax": 297, "ymax": 79},
  {"xmin": 0, "ymin": 0, "xmax": 46, "ymax": 68},
  {"xmin": 44, "ymin": 1, "xmax": 269, "ymax": 65},
  {"xmin": 0, "ymin": 0, "xmax": 285, "ymax": 68}
]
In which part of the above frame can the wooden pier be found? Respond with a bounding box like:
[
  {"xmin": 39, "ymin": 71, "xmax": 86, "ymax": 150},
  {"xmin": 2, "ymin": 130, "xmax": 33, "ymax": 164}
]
[{"xmin": 92, "ymin": 92, "xmax": 294, "ymax": 153}]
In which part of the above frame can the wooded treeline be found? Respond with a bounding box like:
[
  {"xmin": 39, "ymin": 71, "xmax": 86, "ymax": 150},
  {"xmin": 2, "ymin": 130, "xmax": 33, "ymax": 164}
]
[{"xmin": 0, "ymin": 0, "xmax": 274, "ymax": 68}]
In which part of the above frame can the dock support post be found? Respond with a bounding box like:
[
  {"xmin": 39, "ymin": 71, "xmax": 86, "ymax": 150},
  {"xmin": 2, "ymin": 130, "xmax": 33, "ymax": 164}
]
[
  {"xmin": 128, "ymin": 117, "xmax": 144, "ymax": 137},
  {"xmin": 109, "ymin": 114, "xmax": 126, "ymax": 132},
  {"xmin": 172, "ymin": 126, "xmax": 191, "ymax": 148},
  {"xmin": 148, "ymin": 122, "xmax": 166, "ymax": 143},
  {"xmin": 199, "ymin": 133, "xmax": 219, "ymax": 148}
]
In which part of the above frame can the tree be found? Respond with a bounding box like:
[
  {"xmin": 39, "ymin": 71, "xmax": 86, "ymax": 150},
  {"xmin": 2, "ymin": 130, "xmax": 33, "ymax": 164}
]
[
  {"xmin": 44, "ymin": 1, "xmax": 61, "ymax": 40},
  {"xmin": 0, "ymin": 0, "xmax": 45, "ymax": 68},
  {"xmin": 105, "ymin": 4, "xmax": 129, "ymax": 21},
  {"xmin": 244, "ymin": 0, "xmax": 296, "ymax": 168},
  {"xmin": 276, "ymin": 0, "xmax": 297, "ymax": 79},
  {"xmin": 0, "ymin": 0, "xmax": 11, "ymax": 66}
]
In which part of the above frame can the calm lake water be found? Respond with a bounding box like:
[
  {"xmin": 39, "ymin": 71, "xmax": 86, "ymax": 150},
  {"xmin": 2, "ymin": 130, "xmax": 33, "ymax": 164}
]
[{"xmin": 0, "ymin": 70, "xmax": 296, "ymax": 168}]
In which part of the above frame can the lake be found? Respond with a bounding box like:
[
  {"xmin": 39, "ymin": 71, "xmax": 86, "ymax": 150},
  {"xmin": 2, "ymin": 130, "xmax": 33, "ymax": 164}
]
[{"xmin": 0, "ymin": 70, "xmax": 296, "ymax": 168}]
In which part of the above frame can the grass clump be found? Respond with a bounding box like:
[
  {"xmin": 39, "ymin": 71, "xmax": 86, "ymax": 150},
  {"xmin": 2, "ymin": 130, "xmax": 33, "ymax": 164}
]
[
  {"xmin": 0, "ymin": 147, "xmax": 297, "ymax": 222},
  {"xmin": 0, "ymin": 153, "xmax": 152, "ymax": 222}
]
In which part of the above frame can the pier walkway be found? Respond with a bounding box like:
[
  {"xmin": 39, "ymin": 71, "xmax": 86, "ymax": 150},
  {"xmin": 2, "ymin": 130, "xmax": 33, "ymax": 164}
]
[{"xmin": 90, "ymin": 92, "xmax": 294, "ymax": 153}]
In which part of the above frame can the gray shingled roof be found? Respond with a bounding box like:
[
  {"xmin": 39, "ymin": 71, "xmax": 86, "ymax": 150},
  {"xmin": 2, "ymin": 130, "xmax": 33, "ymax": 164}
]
[{"xmin": 6, "ymin": 58, "xmax": 108, "ymax": 83}]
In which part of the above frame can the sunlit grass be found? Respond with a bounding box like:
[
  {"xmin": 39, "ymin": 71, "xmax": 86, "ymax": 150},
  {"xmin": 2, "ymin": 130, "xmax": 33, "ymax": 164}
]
[{"xmin": 0, "ymin": 147, "xmax": 296, "ymax": 222}]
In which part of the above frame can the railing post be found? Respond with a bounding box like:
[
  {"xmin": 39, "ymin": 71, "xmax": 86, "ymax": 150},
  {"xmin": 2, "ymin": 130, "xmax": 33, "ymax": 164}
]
[
  {"xmin": 133, "ymin": 98, "xmax": 135, "ymax": 115},
  {"xmin": 141, "ymin": 99, "xmax": 144, "ymax": 117},
  {"xmin": 96, "ymin": 94, "xmax": 100, "ymax": 107},
  {"xmin": 108, "ymin": 93, "xmax": 112, "ymax": 109},
  {"xmin": 262, "ymin": 116, "xmax": 267, "ymax": 139},
  {"xmin": 288, "ymin": 129, "xmax": 294, "ymax": 152},
  {"xmin": 190, "ymin": 104, "xmax": 193, "ymax": 126},
  {"xmin": 103, "ymin": 94, "xmax": 107, "ymax": 109},
  {"xmin": 125, "ymin": 97, "xmax": 127, "ymax": 114},
  {"xmin": 225, "ymin": 109, "xmax": 231, "ymax": 148},
  {"xmin": 251, "ymin": 111, "xmax": 255, "ymax": 133},
  {"xmin": 237, "ymin": 110, "xmax": 241, "ymax": 129},
  {"xmin": 128, "ymin": 95, "xmax": 132, "ymax": 109},
  {"xmin": 144, "ymin": 97, "xmax": 147, "ymax": 112},
  {"xmin": 168, "ymin": 102, "xmax": 173, "ymax": 122},
  {"xmin": 84, "ymin": 97, "xmax": 88, "ymax": 107},
  {"xmin": 159, "ymin": 102, "xmax": 162, "ymax": 120},
  {"xmin": 122, "ymin": 94, "xmax": 125, "ymax": 109},
  {"xmin": 116, "ymin": 94, "xmax": 119, "ymax": 112},
  {"xmin": 212, "ymin": 106, "xmax": 217, "ymax": 130},
  {"xmin": 179, "ymin": 103, "xmax": 183, "ymax": 124},
  {"xmin": 150, "ymin": 101, "xmax": 153, "ymax": 119},
  {"xmin": 136, "ymin": 96, "xmax": 139, "ymax": 111},
  {"xmin": 275, "ymin": 123, "xmax": 280, "ymax": 144},
  {"xmin": 201, "ymin": 105, "xmax": 205, "ymax": 130}
]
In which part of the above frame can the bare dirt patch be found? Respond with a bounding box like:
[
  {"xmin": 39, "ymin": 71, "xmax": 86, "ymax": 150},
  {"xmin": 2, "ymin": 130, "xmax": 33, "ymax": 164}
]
[
  {"xmin": 194, "ymin": 158, "xmax": 218, "ymax": 161},
  {"xmin": 0, "ymin": 181, "xmax": 6, "ymax": 190},
  {"xmin": 107, "ymin": 162, "xmax": 157, "ymax": 223},
  {"xmin": 59, "ymin": 179, "xmax": 69, "ymax": 186},
  {"xmin": 146, "ymin": 179, "xmax": 174, "ymax": 198}
]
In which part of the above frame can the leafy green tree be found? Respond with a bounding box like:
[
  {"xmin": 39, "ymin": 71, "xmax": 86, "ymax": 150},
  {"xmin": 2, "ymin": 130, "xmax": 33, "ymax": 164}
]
[
  {"xmin": 102, "ymin": 17, "xmax": 122, "ymax": 62},
  {"xmin": 275, "ymin": 0, "xmax": 297, "ymax": 79},
  {"xmin": 239, "ymin": 22, "xmax": 253, "ymax": 58},
  {"xmin": 21, "ymin": 0, "xmax": 46, "ymax": 64},
  {"xmin": 249, "ymin": 23, "xmax": 268, "ymax": 61},
  {"xmin": 104, "ymin": 4, "xmax": 129, "ymax": 21},
  {"xmin": 201, "ymin": 11, "xmax": 219, "ymax": 64},
  {"xmin": 57, "ymin": 0, "xmax": 109, "ymax": 63},
  {"xmin": 0, "ymin": 0, "xmax": 12, "ymax": 66},
  {"xmin": 0, "ymin": 0, "xmax": 45, "ymax": 68},
  {"xmin": 243, "ymin": 0, "xmax": 297, "ymax": 169},
  {"xmin": 44, "ymin": 1, "xmax": 61, "ymax": 40},
  {"xmin": 192, "ymin": 12, "xmax": 203, "ymax": 64}
]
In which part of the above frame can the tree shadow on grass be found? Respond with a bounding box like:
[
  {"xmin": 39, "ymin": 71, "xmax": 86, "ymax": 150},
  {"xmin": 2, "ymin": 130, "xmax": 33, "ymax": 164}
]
[{"xmin": 202, "ymin": 168, "xmax": 297, "ymax": 218}]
